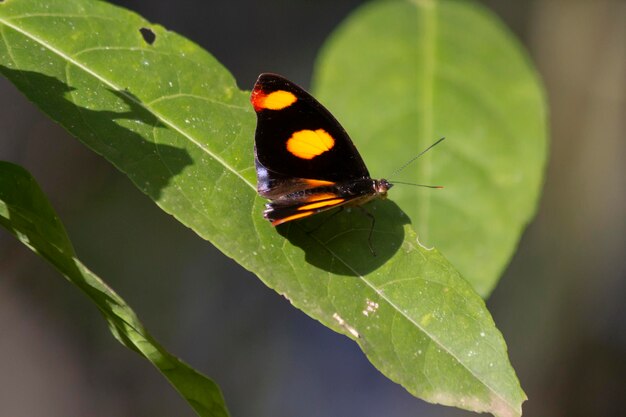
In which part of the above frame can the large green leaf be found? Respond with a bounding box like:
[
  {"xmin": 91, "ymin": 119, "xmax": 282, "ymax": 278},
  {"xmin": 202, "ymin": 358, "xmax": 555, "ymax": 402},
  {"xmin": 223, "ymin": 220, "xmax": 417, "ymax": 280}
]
[
  {"xmin": 314, "ymin": 0, "xmax": 548, "ymax": 297},
  {"xmin": 0, "ymin": 161, "xmax": 230, "ymax": 417},
  {"xmin": 0, "ymin": 1, "xmax": 526, "ymax": 415}
]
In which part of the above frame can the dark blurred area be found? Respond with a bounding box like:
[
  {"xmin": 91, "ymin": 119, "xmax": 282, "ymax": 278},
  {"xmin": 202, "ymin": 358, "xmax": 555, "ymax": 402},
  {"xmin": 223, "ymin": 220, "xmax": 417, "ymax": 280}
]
[{"xmin": 0, "ymin": 1, "xmax": 624, "ymax": 416}]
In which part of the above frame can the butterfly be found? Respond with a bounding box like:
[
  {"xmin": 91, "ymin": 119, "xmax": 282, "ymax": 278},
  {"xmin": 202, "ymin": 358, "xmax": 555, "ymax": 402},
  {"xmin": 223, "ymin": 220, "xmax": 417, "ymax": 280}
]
[{"xmin": 251, "ymin": 73, "xmax": 442, "ymax": 253}]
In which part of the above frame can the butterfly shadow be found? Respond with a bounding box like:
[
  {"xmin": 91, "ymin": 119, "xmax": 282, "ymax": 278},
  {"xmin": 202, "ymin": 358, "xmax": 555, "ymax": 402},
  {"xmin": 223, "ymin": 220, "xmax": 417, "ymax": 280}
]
[
  {"xmin": 0, "ymin": 65, "xmax": 192, "ymax": 201},
  {"xmin": 277, "ymin": 199, "xmax": 409, "ymax": 276}
]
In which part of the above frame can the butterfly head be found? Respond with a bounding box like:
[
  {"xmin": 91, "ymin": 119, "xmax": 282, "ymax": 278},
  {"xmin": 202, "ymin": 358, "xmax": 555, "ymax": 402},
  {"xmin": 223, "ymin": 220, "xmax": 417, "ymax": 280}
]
[{"xmin": 375, "ymin": 179, "xmax": 393, "ymax": 198}]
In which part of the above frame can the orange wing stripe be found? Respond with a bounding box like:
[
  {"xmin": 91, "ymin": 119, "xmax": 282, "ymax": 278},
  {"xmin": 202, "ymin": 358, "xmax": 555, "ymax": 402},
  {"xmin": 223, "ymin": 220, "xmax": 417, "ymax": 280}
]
[
  {"xmin": 304, "ymin": 193, "xmax": 339, "ymax": 202},
  {"xmin": 271, "ymin": 211, "xmax": 315, "ymax": 226},
  {"xmin": 303, "ymin": 179, "xmax": 335, "ymax": 188},
  {"xmin": 298, "ymin": 198, "xmax": 345, "ymax": 211}
]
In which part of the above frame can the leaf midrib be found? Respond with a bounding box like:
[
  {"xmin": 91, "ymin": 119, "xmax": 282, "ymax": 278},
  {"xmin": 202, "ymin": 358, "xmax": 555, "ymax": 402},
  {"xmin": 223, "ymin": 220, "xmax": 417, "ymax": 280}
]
[
  {"xmin": 415, "ymin": 0, "xmax": 437, "ymax": 242},
  {"xmin": 0, "ymin": 15, "xmax": 255, "ymax": 191}
]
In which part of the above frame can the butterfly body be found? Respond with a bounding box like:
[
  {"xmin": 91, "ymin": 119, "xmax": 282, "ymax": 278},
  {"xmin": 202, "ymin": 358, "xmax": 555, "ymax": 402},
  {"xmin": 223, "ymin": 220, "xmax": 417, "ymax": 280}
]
[{"xmin": 251, "ymin": 73, "xmax": 392, "ymax": 227}]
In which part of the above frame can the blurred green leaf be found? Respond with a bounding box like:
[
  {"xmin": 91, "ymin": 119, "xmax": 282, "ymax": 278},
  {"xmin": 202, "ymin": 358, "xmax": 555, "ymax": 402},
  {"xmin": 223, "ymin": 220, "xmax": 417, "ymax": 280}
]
[
  {"xmin": 314, "ymin": 0, "xmax": 548, "ymax": 297},
  {"xmin": 0, "ymin": 161, "xmax": 230, "ymax": 417},
  {"xmin": 0, "ymin": 0, "xmax": 527, "ymax": 415}
]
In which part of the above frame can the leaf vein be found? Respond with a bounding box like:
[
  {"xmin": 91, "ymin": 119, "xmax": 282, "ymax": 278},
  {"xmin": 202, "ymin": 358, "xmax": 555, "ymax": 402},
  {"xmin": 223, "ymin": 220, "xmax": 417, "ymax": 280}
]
[
  {"xmin": 4, "ymin": 13, "xmax": 118, "ymax": 22},
  {"xmin": 147, "ymin": 93, "xmax": 248, "ymax": 111}
]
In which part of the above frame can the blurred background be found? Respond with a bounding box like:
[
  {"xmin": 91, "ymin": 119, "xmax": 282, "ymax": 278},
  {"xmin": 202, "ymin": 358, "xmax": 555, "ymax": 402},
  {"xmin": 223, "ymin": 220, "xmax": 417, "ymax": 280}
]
[{"xmin": 0, "ymin": 1, "xmax": 624, "ymax": 416}]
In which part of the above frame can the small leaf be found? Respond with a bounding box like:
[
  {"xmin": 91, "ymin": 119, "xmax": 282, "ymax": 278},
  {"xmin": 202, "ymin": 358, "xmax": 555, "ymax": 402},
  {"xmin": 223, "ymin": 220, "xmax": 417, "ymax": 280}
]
[
  {"xmin": 0, "ymin": 1, "xmax": 526, "ymax": 415},
  {"xmin": 0, "ymin": 161, "xmax": 230, "ymax": 417},
  {"xmin": 314, "ymin": 0, "xmax": 548, "ymax": 297}
]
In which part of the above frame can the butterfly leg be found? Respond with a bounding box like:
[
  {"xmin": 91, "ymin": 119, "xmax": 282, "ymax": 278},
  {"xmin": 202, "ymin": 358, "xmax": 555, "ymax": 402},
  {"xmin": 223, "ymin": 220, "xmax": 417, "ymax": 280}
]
[{"xmin": 356, "ymin": 205, "xmax": 376, "ymax": 256}]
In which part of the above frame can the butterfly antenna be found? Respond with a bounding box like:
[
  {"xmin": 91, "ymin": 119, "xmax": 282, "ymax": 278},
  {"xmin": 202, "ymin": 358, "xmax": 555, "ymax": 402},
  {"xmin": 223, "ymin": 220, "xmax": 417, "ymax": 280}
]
[
  {"xmin": 388, "ymin": 137, "xmax": 445, "ymax": 178},
  {"xmin": 391, "ymin": 181, "xmax": 443, "ymax": 189}
]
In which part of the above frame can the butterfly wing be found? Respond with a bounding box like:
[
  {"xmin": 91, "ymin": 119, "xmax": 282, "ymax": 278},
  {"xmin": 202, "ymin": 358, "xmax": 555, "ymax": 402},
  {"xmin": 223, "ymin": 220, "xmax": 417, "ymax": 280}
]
[
  {"xmin": 263, "ymin": 194, "xmax": 349, "ymax": 226},
  {"xmin": 251, "ymin": 73, "xmax": 370, "ymax": 200}
]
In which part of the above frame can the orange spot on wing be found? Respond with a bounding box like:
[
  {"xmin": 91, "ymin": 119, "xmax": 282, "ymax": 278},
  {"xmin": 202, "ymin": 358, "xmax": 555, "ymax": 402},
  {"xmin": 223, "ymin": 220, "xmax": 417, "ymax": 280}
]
[
  {"xmin": 271, "ymin": 211, "xmax": 314, "ymax": 226},
  {"xmin": 251, "ymin": 89, "xmax": 297, "ymax": 111},
  {"xmin": 298, "ymin": 198, "xmax": 345, "ymax": 211},
  {"xmin": 264, "ymin": 90, "xmax": 297, "ymax": 109},
  {"xmin": 287, "ymin": 129, "xmax": 335, "ymax": 159},
  {"xmin": 250, "ymin": 88, "xmax": 265, "ymax": 111}
]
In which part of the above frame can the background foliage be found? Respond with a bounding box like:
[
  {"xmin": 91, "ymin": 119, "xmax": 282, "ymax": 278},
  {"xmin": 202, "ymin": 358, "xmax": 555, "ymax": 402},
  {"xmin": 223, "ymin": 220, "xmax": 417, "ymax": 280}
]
[{"xmin": 0, "ymin": 1, "xmax": 624, "ymax": 417}]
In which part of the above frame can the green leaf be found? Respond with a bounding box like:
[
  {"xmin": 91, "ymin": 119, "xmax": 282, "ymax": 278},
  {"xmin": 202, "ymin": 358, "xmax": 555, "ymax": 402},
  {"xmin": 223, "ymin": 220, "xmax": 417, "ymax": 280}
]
[
  {"xmin": 0, "ymin": 1, "xmax": 527, "ymax": 415},
  {"xmin": 0, "ymin": 161, "xmax": 230, "ymax": 417},
  {"xmin": 314, "ymin": 0, "xmax": 548, "ymax": 297}
]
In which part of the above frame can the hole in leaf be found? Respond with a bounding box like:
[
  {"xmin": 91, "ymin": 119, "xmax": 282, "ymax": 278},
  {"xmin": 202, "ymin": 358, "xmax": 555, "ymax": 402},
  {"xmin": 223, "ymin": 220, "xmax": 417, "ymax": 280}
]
[{"xmin": 139, "ymin": 27, "xmax": 156, "ymax": 45}]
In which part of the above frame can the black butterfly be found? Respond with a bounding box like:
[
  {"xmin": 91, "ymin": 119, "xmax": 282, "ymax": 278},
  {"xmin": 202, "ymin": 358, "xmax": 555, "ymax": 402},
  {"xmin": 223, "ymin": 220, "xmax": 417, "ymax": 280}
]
[{"xmin": 251, "ymin": 73, "xmax": 442, "ymax": 253}]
